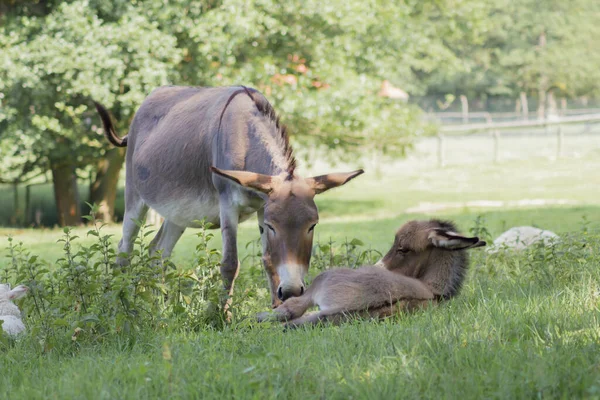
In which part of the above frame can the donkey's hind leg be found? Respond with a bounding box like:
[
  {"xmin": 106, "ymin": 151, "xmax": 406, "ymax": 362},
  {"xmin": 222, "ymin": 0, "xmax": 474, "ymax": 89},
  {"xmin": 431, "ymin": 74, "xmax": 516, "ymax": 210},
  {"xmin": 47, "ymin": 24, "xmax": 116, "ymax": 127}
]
[
  {"xmin": 117, "ymin": 187, "xmax": 149, "ymax": 267},
  {"xmin": 148, "ymin": 220, "xmax": 186, "ymax": 260}
]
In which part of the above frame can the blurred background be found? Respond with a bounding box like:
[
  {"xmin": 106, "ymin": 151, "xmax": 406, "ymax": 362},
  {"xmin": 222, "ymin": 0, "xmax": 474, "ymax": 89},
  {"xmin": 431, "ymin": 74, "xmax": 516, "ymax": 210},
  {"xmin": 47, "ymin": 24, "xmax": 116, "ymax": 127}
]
[{"xmin": 0, "ymin": 0, "xmax": 599, "ymax": 228}]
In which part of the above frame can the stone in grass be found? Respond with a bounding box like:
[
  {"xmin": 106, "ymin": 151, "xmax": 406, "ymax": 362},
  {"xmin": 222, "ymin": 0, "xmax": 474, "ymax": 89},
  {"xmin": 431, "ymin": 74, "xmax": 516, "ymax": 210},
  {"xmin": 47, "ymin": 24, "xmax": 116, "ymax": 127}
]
[{"xmin": 487, "ymin": 226, "xmax": 559, "ymax": 253}]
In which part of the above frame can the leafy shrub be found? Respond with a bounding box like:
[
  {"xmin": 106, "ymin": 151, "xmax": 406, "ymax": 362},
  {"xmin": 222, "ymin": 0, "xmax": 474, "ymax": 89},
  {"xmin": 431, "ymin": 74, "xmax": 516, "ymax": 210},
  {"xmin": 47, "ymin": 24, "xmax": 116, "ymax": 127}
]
[
  {"xmin": 1, "ymin": 205, "xmax": 384, "ymax": 348},
  {"xmin": 1, "ymin": 204, "xmax": 226, "ymax": 349}
]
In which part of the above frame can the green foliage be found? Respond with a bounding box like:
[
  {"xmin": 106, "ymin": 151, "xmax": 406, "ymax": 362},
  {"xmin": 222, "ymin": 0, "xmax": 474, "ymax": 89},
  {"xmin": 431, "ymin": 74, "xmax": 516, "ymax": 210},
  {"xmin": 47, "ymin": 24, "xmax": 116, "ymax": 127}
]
[
  {"xmin": 311, "ymin": 237, "xmax": 381, "ymax": 276},
  {"xmin": 424, "ymin": 0, "xmax": 600, "ymax": 103},
  {"xmin": 1, "ymin": 206, "xmax": 226, "ymax": 348},
  {"xmin": 0, "ymin": 0, "xmax": 182, "ymax": 181},
  {"xmin": 0, "ymin": 0, "xmax": 501, "ymax": 183}
]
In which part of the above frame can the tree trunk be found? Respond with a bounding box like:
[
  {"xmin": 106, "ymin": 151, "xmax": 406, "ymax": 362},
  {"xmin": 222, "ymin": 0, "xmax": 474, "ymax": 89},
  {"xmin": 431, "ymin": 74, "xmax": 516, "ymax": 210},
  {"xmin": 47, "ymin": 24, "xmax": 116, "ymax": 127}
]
[
  {"xmin": 520, "ymin": 92, "xmax": 529, "ymax": 119},
  {"xmin": 11, "ymin": 183, "xmax": 20, "ymax": 226},
  {"xmin": 547, "ymin": 90, "xmax": 557, "ymax": 118},
  {"xmin": 537, "ymin": 85, "xmax": 547, "ymax": 120},
  {"xmin": 89, "ymin": 147, "xmax": 126, "ymax": 222},
  {"xmin": 51, "ymin": 162, "xmax": 81, "ymax": 226}
]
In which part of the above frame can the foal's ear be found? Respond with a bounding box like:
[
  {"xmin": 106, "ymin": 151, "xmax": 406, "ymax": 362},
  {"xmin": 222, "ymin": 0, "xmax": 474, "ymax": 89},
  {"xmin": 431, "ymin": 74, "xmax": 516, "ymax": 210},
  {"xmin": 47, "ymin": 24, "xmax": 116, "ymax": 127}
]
[
  {"xmin": 210, "ymin": 167, "xmax": 273, "ymax": 195},
  {"xmin": 428, "ymin": 229, "xmax": 486, "ymax": 250},
  {"xmin": 306, "ymin": 169, "xmax": 364, "ymax": 195}
]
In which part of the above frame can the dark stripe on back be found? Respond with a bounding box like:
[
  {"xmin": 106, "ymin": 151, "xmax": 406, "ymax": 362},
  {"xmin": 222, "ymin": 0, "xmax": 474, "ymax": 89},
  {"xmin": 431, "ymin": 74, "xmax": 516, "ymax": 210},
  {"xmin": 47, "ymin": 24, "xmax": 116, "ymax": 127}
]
[{"xmin": 217, "ymin": 86, "xmax": 296, "ymax": 175}]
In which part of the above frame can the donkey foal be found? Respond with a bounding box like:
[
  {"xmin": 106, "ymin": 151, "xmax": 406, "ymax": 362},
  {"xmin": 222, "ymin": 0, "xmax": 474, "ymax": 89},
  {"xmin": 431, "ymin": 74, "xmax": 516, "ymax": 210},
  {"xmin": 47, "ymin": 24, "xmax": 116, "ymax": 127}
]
[
  {"xmin": 0, "ymin": 284, "xmax": 28, "ymax": 337},
  {"xmin": 257, "ymin": 220, "xmax": 485, "ymax": 328}
]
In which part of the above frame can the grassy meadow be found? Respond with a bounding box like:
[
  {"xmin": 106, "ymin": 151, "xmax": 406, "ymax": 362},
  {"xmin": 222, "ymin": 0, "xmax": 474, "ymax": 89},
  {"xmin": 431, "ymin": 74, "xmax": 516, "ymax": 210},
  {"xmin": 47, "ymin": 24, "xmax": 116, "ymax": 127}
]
[{"xmin": 1, "ymin": 138, "xmax": 600, "ymax": 399}]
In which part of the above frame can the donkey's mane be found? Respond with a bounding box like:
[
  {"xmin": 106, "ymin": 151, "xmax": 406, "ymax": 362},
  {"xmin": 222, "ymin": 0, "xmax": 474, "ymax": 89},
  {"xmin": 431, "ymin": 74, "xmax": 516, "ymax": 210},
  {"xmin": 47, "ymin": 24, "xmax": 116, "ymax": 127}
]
[{"xmin": 219, "ymin": 86, "xmax": 297, "ymax": 176}]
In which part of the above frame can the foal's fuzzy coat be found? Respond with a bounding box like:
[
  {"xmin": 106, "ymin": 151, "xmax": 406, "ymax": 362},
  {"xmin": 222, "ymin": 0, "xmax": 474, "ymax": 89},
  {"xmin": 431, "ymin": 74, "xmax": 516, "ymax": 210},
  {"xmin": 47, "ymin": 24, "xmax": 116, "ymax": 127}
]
[{"xmin": 257, "ymin": 220, "xmax": 485, "ymax": 327}]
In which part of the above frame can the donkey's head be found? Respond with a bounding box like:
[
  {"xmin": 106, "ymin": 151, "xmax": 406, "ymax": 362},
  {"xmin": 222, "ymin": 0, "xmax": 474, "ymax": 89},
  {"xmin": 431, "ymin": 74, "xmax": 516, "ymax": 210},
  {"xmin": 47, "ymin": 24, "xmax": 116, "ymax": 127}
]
[
  {"xmin": 211, "ymin": 167, "xmax": 363, "ymax": 304},
  {"xmin": 377, "ymin": 220, "xmax": 485, "ymax": 298}
]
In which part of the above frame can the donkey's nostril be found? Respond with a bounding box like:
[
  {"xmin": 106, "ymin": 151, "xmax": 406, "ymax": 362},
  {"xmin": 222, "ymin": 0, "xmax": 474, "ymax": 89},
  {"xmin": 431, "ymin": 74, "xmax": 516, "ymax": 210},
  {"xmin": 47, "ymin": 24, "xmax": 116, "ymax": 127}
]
[
  {"xmin": 299, "ymin": 286, "xmax": 305, "ymax": 295},
  {"xmin": 277, "ymin": 286, "xmax": 284, "ymax": 300}
]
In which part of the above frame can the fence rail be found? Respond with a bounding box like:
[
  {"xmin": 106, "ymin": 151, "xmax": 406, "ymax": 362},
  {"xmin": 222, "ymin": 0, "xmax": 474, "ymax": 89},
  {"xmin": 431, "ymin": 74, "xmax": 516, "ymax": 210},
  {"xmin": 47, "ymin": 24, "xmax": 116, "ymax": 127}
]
[
  {"xmin": 440, "ymin": 113, "xmax": 600, "ymax": 134},
  {"xmin": 426, "ymin": 108, "xmax": 600, "ymax": 125},
  {"xmin": 434, "ymin": 113, "xmax": 600, "ymax": 166}
]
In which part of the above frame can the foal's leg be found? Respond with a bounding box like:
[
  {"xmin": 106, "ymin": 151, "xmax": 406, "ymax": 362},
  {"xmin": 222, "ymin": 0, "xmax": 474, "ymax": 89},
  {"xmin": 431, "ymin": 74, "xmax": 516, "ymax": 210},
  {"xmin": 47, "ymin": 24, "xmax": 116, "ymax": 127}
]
[
  {"xmin": 283, "ymin": 308, "xmax": 349, "ymax": 329},
  {"xmin": 117, "ymin": 185, "xmax": 149, "ymax": 267},
  {"xmin": 366, "ymin": 298, "xmax": 438, "ymax": 319},
  {"xmin": 257, "ymin": 295, "xmax": 314, "ymax": 322}
]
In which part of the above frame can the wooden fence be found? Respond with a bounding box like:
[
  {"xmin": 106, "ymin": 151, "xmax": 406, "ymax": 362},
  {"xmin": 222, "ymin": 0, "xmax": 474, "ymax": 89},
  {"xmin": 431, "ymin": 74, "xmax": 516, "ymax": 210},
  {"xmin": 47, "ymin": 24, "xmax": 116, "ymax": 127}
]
[
  {"xmin": 435, "ymin": 113, "xmax": 600, "ymax": 166},
  {"xmin": 426, "ymin": 108, "xmax": 600, "ymax": 125}
]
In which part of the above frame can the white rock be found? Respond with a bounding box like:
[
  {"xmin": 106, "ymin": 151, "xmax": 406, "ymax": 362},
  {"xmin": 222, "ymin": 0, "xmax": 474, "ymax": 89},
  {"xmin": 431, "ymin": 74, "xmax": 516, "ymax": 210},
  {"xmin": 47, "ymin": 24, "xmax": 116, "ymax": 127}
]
[{"xmin": 487, "ymin": 226, "xmax": 559, "ymax": 253}]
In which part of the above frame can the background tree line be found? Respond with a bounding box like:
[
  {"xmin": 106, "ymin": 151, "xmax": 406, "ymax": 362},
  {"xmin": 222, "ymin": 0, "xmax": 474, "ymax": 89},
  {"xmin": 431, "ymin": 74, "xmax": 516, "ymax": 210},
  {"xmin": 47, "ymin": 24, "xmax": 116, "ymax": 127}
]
[{"xmin": 1, "ymin": 0, "xmax": 599, "ymax": 226}]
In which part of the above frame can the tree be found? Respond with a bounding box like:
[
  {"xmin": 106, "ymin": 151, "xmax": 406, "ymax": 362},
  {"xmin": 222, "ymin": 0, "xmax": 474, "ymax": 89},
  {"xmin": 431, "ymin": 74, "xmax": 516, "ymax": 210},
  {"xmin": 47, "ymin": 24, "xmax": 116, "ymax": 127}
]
[
  {"xmin": 146, "ymin": 0, "xmax": 482, "ymax": 153},
  {"xmin": 423, "ymin": 0, "xmax": 600, "ymax": 115},
  {"xmin": 0, "ymin": 0, "xmax": 181, "ymax": 224}
]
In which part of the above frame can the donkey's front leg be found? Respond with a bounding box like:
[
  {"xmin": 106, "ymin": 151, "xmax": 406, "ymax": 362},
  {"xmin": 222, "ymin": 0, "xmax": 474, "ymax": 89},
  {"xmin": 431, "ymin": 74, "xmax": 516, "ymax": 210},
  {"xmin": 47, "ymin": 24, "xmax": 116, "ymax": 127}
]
[
  {"xmin": 257, "ymin": 208, "xmax": 282, "ymax": 308},
  {"xmin": 219, "ymin": 201, "xmax": 240, "ymax": 316}
]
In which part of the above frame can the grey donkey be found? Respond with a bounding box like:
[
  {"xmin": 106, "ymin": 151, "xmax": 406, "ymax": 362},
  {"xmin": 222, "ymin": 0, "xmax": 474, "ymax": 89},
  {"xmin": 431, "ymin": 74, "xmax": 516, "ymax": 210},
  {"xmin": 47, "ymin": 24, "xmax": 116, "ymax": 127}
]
[
  {"xmin": 257, "ymin": 219, "xmax": 486, "ymax": 327},
  {"xmin": 94, "ymin": 86, "xmax": 363, "ymax": 308}
]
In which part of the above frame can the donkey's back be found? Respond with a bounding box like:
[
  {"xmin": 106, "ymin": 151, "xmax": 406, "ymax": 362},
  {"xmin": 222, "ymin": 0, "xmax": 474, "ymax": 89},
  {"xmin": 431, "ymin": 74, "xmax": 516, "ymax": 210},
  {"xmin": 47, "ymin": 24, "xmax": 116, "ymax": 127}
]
[{"xmin": 127, "ymin": 87, "xmax": 261, "ymax": 223}]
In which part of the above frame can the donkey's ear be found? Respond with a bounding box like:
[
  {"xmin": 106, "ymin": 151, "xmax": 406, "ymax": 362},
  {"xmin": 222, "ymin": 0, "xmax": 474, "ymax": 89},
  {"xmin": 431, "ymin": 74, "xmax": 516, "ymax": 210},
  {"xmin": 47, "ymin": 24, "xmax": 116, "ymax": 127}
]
[
  {"xmin": 306, "ymin": 169, "xmax": 364, "ymax": 195},
  {"xmin": 8, "ymin": 285, "xmax": 28, "ymax": 300},
  {"xmin": 428, "ymin": 229, "xmax": 486, "ymax": 250},
  {"xmin": 211, "ymin": 167, "xmax": 273, "ymax": 195}
]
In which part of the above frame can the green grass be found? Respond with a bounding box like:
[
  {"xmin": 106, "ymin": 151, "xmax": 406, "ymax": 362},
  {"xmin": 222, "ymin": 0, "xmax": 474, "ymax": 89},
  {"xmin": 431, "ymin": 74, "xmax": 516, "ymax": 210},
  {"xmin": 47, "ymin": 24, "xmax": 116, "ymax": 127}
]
[
  {"xmin": 2, "ymin": 146, "xmax": 600, "ymax": 399},
  {"xmin": 1, "ymin": 220, "xmax": 600, "ymax": 399}
]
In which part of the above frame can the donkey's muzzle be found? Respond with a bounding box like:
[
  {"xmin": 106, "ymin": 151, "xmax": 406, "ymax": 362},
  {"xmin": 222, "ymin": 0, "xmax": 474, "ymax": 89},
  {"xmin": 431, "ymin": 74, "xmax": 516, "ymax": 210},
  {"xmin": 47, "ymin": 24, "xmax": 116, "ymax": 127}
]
[{"xmin": 277, "ymin": 284, "xmax": 305, "ymax": 301}]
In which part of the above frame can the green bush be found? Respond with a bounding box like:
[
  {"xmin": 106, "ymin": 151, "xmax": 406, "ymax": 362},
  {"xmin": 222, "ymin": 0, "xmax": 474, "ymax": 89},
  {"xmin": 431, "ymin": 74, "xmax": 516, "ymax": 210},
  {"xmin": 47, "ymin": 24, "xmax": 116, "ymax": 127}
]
[{"xmin": 1, "ymin": 205, "xmax": 225, "ymax": 349}]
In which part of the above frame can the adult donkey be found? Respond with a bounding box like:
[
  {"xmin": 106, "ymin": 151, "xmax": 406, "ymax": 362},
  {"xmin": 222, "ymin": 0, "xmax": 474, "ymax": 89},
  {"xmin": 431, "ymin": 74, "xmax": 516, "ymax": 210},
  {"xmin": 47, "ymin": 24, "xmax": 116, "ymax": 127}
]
[{"xmin": 94, "ymin": 86, "xmax": 363, "ymax": 307}]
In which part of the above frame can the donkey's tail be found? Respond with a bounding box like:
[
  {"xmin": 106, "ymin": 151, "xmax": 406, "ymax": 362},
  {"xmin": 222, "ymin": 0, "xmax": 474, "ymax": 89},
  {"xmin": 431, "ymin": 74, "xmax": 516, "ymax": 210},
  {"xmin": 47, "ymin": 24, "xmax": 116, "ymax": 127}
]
[{"xmin": 93, "ymin": 101, "xmax": 128, "ymax": 147}]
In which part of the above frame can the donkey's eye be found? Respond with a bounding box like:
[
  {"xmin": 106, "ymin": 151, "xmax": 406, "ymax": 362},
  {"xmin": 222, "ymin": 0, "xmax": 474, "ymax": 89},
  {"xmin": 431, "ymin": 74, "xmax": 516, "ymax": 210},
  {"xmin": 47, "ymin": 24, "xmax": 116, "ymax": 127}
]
[
  {"xmin": 396, "ymin": 247, "xmax": 409, "ymax": 254},
  {"xmin": 308, "ymin": 224, "xmax": 317, "ymax": 233},
  {"xmin": 265, "ymin": 223, "xmax": 276, "ymax": 234}
]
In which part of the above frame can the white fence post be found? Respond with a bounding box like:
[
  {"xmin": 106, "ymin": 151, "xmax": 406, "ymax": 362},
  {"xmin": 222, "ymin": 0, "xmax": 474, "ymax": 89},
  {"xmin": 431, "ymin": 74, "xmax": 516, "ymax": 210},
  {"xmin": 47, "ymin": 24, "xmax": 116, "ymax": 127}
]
[
  {"xmin": 493, "ymin": 130, "xmax": 500, "ymax": 163},
  {"xmin": 556, "ymin": 125, "xmax": 563, "ymax": 160},
  {"xmin": 437, "ymin": 134, "xmax": 445, "ymax": 167}
]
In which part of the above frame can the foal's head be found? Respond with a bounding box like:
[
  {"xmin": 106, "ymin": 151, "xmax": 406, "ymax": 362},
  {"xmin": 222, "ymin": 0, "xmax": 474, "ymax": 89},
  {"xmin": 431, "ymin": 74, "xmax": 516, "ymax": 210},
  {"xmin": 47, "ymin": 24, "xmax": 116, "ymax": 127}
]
[{"xmin": 377, "ymin": 220, "xmax": 486, "ymax": 298}]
